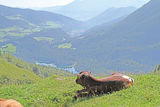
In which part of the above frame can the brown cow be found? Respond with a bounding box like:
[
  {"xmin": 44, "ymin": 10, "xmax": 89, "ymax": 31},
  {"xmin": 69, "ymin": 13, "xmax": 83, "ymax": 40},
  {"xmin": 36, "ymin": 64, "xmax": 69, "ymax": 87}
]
[
  {"xmin": 75, "ymin": 71, "xmax": 134, "ymax": 98},
  {"xmin": 0, "ymin": 98, "xmax": 23, "ymax": 107}
]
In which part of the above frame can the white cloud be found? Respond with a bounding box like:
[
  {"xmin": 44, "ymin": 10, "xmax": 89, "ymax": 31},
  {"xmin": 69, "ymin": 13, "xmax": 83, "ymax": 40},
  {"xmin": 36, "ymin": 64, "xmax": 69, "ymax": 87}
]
[
  {"xmin": 122, "ymin": 0, "xmax": 150, "ymax": 7},
  {"xmin": 0, "ymin": 0, "xmax": 74, "ymax": 8},
  {"xmin": 0, "ymin": 0, "xmax": 150, "ymax": 8}
]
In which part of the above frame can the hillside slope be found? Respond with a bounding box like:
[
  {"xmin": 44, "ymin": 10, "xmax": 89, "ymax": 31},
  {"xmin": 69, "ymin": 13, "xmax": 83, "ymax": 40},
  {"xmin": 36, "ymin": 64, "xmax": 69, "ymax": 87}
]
[
  {"xmin": 0, "ymin": 5, "xmax": 85, "ymax": 68},
  {"xmin": 86, "ymin": 7, "xmax": 136, "ymax": 28},
  {"xmin": 1, "ymin": 1, "xmax": 157, "ymax": 74},
  {"xmin": 72, "ymin": 74, "xmax": 160, "ymax": 107},
  {"xmin": 22, "ymin": 0, "xmax": 157, "ymax": 74},
  {"xmin": 0, "ymin": 53, "xmax": 73, "ymax": 79},
  {"xmin": 0, "ymin": 4, "xmax": 85, "ymax": 47},
  {"xmin": 69, "ymin": 0, "xmax": 160, "ymax": 73},
  {"xmin": 0, "ymin": 5, "xmax": 84, "ymax": 31},
  {"xmin": 0, "ymin": 57, "xmax": 40, "ymax": 84},
  {"xmin": 0, "ymin": 73, "xmax": 159, "ymax": 107},
  {"xmin": 0, "ymin": 54, "xmax": 159, "ymax": 107}
]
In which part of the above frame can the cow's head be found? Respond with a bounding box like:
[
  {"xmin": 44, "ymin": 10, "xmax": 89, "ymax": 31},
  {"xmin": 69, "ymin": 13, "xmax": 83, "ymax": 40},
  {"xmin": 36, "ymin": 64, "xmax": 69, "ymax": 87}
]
[{"xmin": 76, "ymin": 71, "xmax": 91, "ymax": 86}]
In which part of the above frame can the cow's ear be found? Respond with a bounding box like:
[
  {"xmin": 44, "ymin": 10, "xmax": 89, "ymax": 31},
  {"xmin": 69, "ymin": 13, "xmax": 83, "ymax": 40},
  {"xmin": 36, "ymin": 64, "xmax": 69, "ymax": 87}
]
[{"xmin": 88, "ymin": 71, "xmax": 91, "ymax": 75}]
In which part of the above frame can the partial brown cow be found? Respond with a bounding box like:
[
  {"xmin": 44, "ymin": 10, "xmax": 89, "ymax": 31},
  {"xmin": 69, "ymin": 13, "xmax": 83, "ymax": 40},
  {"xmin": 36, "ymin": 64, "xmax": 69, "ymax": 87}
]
[
  {"xmin": 75, "ymin": 71, "xmax": 134, "ymax": 98},
  {"xmin": 0, "ymin": 98, "xmax": 23, "ymax": 107}
]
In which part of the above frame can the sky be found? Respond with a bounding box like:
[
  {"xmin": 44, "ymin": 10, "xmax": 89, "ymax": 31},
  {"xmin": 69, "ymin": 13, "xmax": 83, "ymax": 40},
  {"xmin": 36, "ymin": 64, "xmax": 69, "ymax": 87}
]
[
  {"xmin": 0, "ymin": 0, "xmax": 150, "ymax": 8},
  {"xmin": 0, "ymin": 0, "xmax": 74, "ymax": 8}
]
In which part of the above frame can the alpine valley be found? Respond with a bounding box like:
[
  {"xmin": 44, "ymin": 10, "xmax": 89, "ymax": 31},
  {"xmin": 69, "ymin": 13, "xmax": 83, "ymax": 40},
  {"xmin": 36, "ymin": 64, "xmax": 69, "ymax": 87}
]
[{"xmin": 0, "ymin": 0, "xmax": 160, "ymax": 74}]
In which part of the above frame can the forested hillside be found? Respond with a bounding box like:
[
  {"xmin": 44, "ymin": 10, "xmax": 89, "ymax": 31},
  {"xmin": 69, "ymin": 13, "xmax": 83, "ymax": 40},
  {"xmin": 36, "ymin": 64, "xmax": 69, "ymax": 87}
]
[
  {"xmin": 70, "ymin": 0, "xmax": 160, "ymax": 73},
  {"xmin": 1, "ymin": 0, "xmax": 159, "ymax": 74},
  {"xmin": 86, "ymin": 6, "xmax": 136, "ymax": 28}
]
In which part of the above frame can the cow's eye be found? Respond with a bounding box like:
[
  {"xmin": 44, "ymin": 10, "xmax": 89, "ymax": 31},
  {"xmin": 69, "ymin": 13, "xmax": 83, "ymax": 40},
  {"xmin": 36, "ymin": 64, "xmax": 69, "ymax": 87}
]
[{"xmin": 81, "ymin": 75, "xmax": 86, "ymax": 79}]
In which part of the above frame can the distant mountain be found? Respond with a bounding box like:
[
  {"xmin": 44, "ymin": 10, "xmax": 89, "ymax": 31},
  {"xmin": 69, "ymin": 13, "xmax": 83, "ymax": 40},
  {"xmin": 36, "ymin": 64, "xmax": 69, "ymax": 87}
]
[
  {"xmin": 69, "ymin": 0, "xmax": 160, "ymax": 73},
  {"xmin": 86, "ymin": 7, "xmax": 137, "ymax": 28},
  {"xmin": 0, "ymin": 4, "xmax": 86, "ymax": 51},
  {"xmin": 0, "ymin": 5, "xmax": 85, "ymax": 33},
  {"xmin": 0, "ymin": 5, "xmax": 84, "ymax": 67},
  {"xmin": 42, "ymin": 0, "xmax": 149, "ymax": 21},
  {"xmin": 1, "ymin": 0, "xmax": 158, "ymax": 74}
]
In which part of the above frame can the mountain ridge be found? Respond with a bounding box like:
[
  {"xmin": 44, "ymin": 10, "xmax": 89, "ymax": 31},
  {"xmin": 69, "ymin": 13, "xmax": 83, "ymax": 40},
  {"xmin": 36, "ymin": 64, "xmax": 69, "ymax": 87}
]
[
  {"xmin": 85, "ymin": 6, "xmax": 137, "ymax": 28},
  {"xmin": 42, "ymin": 0, "xmax": 149, "ymax": 21},
  {"xmin": 69, "ymin": 0, "xmax": 160, "ymax": 73}
]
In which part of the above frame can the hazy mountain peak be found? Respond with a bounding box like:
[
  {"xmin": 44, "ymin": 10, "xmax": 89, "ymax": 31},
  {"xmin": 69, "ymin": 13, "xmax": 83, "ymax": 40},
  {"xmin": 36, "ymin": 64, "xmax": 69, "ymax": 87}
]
[
  {"xmin": 69, "ymin": 0, "xmax": 160, "ymax": 72},
  {"xmin": 86, "ymin": 6, "xmax": 137, "ymax": 28},
  {"xmin": 42, "ymin": 0, "xmax": 150, "ymax": 21},
  {"xmin": 76, "ymin": 0, "xmax": 85, "ymax": 2}
]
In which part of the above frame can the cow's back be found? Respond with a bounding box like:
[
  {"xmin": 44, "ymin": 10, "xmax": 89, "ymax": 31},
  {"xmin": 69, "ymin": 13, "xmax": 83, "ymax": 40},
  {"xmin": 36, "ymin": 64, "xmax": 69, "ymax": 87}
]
[{"xmin": 0, "ymin": 98, "xmax": 23, "ymax": 107}]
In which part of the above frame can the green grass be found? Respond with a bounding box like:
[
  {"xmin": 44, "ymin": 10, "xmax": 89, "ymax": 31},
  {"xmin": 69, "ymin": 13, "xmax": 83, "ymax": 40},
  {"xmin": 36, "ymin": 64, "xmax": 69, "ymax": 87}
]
[
  {"xmin": 58, "ymin": 43, "xmax": 72, "ymax": 49},
  {"xmin": 0, "ymin": 58, "xmax": 40, "ymax": 84},
  {"xmin": 72, "ymin": 74, "xmax": 160, "ymax": 107},
  {"xmin": 0, "ymin": 27, "xmax": 23, "ymax": 32},
  {"xmin": 0, "ymin": 53, "xmax": 159, "ymax": 107},
  {"xmin": 0, "ymin": 26, "xmax": 40, "ymax": 38},
  {"xmin": 6, "ymin": 15, "xmax": 39, "ymax": 28},
  {"xmin": 34, "ymin": 37, "xmax": 54, "ymax": 42},
  {"xmin": 0, "ymin": 73, "xmax": 159, "ymax": 107},
  {"xmin": 0, "ymin": 27, "xmax": 31, "ymax": 37},
  {"xmin": 0, "ymin": 76, "xmax": 78, "ymax": 107},
  {"xmin": 6, "ymin": 15, "xmax": 23, "ymax": 20},
  {"xmin": 0, "ymin": 20, "xmax": 62, "ymax": 40},
  {"xmin": 7, "ymin": 32, "xmax": 30, "ymax": 37},
  {"xmin": 0, "ymin": 53, "xmax": 73, "ymax": 78},
  {"xmin": 44, "ymin": 21, "xmax": 62, "ymax": 29},
  {"xmin": 31, "ymin": 27, "xmax": 41, "ymax": 32},
  {"xmin": 58, "ymin": 43, "xmax": 76, "ymax": 50},
  {"xmin": 0, "ymin": 44, "xmax": 16, "ymax": 53}
]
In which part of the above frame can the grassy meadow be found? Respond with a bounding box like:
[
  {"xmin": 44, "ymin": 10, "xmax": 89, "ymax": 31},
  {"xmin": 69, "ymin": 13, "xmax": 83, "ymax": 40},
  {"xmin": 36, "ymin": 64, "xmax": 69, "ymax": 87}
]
[{"xmin": 0, "ymin": 53, "xmax": 160, "ymax": 107}]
